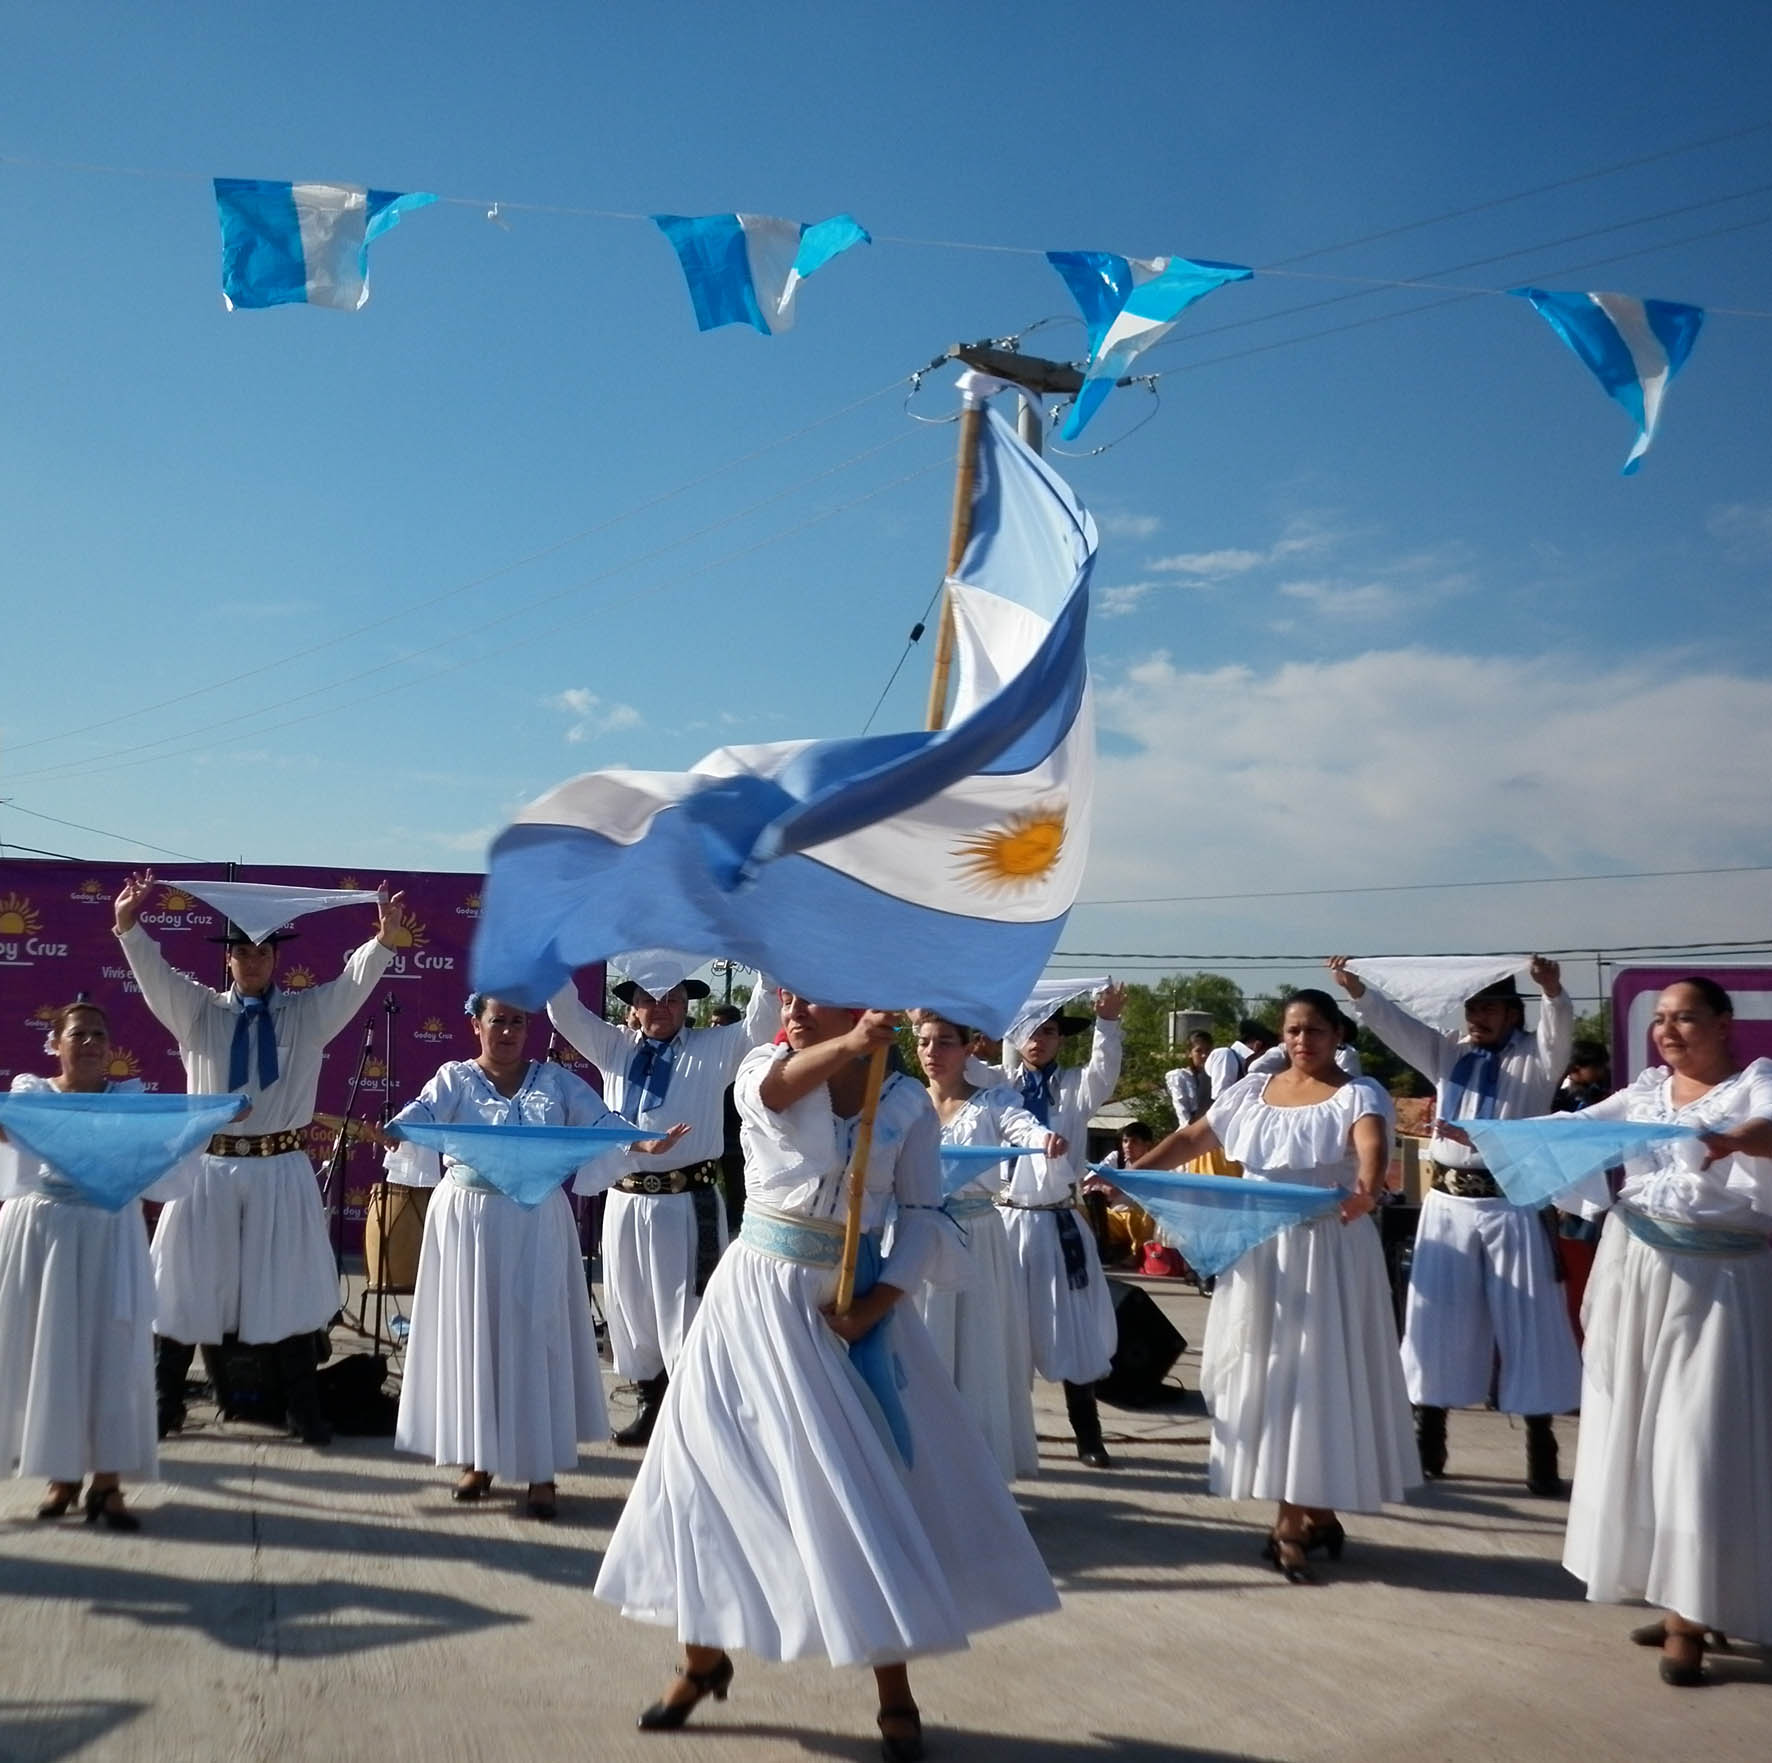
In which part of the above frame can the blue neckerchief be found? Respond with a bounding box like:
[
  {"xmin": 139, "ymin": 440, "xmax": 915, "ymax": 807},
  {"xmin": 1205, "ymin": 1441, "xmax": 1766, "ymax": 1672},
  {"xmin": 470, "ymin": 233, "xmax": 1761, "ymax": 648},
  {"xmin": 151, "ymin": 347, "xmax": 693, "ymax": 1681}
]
[
  {"xmin": 228, "ymin": 993, "xmax": 279, "ymax": 1091},
  {"xmin": 1443, "ymin": 1035, "xmax": 1509, "ymax": 1122},
  {"xmin": 1017, "ymin": 1061, "xmax": 1058, "ymax": 1127},
  {"xmin": 625, "ymin": 1035, "xmax": 677, "ymax": 1114},
  {"xmin": 847, "ymin": 1231, "xmax": 914, "ymax": 1467}
]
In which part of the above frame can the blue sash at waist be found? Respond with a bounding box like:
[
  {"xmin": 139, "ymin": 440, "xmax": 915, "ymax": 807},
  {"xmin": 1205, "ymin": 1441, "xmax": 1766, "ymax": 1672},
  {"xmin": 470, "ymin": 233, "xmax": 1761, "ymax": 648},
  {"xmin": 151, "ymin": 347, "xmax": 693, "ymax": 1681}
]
[
  {"xmin": 1620, "ymin": 1205, "xmax": 1768, "ymax": 1257},
  {"xmin": 447, "ymin": 1163, "xmax": 506, "ymax": 1196}
]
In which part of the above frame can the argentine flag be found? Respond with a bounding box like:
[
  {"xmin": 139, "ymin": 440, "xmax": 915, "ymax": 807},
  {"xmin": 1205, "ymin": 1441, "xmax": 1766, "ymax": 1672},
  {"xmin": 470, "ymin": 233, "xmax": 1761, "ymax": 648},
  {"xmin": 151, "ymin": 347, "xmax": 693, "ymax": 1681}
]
[
  {"xmin": 214, "ymin": 178, "xmax": 437, "ymax": 312},
  {"xmin": 1513, "ymin": 288, "xmax": 1705, "ymax": 474},
  {"xmin": 1048, "ymin": 250, "xmax": 1252, "ymax": 438},
  {"xmin": 472, "ymin": 390, "xmax": 1095, "ymax": 1036},
  {"xmin": 652, "ymin": 212, "xmax": 870, "ymax": 334}
]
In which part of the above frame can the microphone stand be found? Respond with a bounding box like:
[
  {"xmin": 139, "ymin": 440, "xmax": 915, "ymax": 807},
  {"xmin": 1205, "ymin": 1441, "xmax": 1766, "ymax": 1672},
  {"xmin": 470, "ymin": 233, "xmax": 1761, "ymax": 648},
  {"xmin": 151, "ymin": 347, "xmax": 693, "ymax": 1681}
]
[
  {"xmin": 367, "ymin": 993, "xmax": 402, "ymax": 1354},
  {"xmin": 325, "ymin": 1021, "xmax": 377, "ymax": 1274}
]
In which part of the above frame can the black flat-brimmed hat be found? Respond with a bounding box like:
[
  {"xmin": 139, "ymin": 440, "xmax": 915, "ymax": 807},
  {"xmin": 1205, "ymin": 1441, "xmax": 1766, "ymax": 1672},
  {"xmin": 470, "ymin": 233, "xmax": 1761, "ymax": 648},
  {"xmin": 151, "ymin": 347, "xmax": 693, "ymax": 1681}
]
[
  {"xmin": 208, "ymin": 923, "xmax": 298, "ymax": 948},
  {"xmin": 1035, "ymin": 1011, "xmax": 1092, "ymax": 1037},
  {"xmin": 612, "ymin": 976, "xmax": 711, "ymax": 1005},
  {"xmin": 1466, "ymin": 976, "xmax": 1522, "ymax": 1004}
]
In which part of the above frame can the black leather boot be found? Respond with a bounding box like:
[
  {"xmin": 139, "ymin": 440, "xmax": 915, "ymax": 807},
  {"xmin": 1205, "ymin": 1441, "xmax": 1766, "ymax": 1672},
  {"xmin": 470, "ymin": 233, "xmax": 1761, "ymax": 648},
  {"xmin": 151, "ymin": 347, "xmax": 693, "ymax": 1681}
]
[
  {"xmin": 155, "ymin": 1336, "xmax": 196, "ymax": 1438},
  {"xmin": 277, "ymin": 1334, "xmax": 332, "ymax": 1446},
  {"xmin": 1415, "ymin": 1404, "xmax": 1448, "ymax": 1478},
  {"xmin": 1064, "ymin": 1381, "xmax": 1112, "ymax": 1468},
  {"xmin": 613, "ymin": 1372, "xmax": 668, "ymax": 1448},
  {"xmin": 1524, "ymin": 1413, "xmax": 1566, "ymax": 1498}
]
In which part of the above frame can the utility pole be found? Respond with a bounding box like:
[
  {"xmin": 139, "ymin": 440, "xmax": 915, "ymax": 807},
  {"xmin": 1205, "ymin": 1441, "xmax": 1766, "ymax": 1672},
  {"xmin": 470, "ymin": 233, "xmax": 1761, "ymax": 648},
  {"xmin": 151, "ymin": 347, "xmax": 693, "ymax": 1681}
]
[{"xmin": 945, "ymin": 340, "xmax": 1089, "ymax": 460}]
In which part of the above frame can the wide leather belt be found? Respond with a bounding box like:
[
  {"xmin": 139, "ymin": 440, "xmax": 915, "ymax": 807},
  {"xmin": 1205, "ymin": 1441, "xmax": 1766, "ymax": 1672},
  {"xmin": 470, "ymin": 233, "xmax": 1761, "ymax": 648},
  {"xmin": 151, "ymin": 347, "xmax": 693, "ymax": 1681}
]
[
  {"xmin": 206, "ymin": 1128, "xmax": 307, "ymax": 1159},
  {"xmin": 617, "ymin": 1158, "xmax": 721, "ymax": 1197},
  {"xmin": 998, "ymin": 1184, "xmax": 1083, "ymax": 1212},
  {"xmin": 1428, "ymin": 1160, "xmax": 1502, "ymax": 1199}
]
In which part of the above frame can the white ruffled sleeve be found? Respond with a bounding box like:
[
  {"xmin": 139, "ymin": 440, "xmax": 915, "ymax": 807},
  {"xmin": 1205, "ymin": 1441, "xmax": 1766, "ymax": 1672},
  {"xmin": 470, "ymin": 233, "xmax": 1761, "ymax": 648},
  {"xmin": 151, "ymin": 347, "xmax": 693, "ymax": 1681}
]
[
  {"xmin": 881, "ymin": 1085, "xmax": 968, "ymax": 1294},
  {"xmin": 383, "ymin": 1066, "xmax": 451, "ymax": 1189}
]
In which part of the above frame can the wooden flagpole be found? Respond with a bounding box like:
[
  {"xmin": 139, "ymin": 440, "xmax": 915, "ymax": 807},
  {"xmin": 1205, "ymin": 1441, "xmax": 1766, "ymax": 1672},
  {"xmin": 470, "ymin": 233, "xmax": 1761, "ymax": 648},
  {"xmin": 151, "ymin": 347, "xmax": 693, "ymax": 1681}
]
[{"xmin": 834, "ymin": 393, "xmax": 985, "ymax": 1314}]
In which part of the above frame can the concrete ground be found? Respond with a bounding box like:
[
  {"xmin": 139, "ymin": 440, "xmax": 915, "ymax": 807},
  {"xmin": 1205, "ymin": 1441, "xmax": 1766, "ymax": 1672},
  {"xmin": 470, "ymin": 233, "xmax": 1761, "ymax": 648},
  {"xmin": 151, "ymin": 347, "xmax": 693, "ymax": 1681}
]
[{"xmin": 2, "ymin": 1278, "xmax": 1766, "ymax": 1763}]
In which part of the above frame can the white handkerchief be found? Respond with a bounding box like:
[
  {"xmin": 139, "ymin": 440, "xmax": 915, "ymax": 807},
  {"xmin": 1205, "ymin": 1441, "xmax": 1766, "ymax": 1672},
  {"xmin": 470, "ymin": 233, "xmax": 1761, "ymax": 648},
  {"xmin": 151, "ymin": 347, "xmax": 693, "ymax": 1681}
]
[
  {"xmin": 166, "ymin": 881, "xmax": 382, "ymax": 943},
  {"xmin": 614, "ymin": 947, "xmax": 713, "ymax": 998},
  {"xmin": 1349, "ymin": 956, "xmax": 1526, "ymax": 1032},
  {"xmin": 1005, "ymin": 974, "xmax": 1110, "ymax": 1051}
]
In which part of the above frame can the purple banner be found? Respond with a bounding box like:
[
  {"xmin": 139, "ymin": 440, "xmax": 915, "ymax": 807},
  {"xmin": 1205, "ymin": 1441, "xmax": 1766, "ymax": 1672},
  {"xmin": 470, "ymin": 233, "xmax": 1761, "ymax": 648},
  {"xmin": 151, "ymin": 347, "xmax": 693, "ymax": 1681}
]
[
  {"xmin": 0, "ymin": 859, "xmax": 603, "ymax": 1251},
  {"xmin": 1611, "ymin": 965, "xmax": 1772, "ymax": 1083}
]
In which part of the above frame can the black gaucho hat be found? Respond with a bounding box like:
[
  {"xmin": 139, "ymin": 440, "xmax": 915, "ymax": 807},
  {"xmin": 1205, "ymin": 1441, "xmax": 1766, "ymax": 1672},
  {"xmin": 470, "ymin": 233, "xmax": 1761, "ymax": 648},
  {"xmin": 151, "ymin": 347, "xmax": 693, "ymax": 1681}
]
[
  {"xmin": 208, "ymin": 923, "xmax": 299, "ymax": 948},
  {"xmin": 1466, "ymin": 976, "xmax": 1522, "ymax": 1005},
  {"xmin": 1037, "ymin": 1011, "xmax": 1092, "ymax": 1037},
  {"xmin": 611, "ymin": 976, "xmax": 711, "ymax": 1006}
]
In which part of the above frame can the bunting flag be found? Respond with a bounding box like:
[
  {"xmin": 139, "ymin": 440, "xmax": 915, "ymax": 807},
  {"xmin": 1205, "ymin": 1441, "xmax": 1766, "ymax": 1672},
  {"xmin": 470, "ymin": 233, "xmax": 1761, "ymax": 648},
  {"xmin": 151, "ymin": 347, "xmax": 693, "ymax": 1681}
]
[
  {"xmin": 652, "ymin": 212, "xmax": 870, "ymax": 334},
  {"xmin": 165, "ymin": 879, "xmax": 382, "ymax": 944},
  {"xmin": 391, "ymin": 1119, "xmax": 641, "ymax": 1207},
  {"xmin": 1049, "ymin": 251, "xmax": 1253, "ymax": 438},
  {"xmin": 939, "ymin": 1142, "xmax": 1033, "ymax": 1197},
  {"xmin": 1347, "ymin": 956, "xmax": 1526, "ymax": 1032},
  {"xmin": 214, "ymin": 178, "xmax": 436, "ymax": 312},
  {"xmin": 1003, "ymin": 974, "xmax": 1109, "ymax": 1052},
  {"xmin": 0, "ymin": 1091, "xmax": 247, "ymax": 1211},
  {"xmin": 1096, "ymin": 1165, "xmax": 1343, "ymax": 1277},
  {"xmin": 1512, "ymin": 288, "xmax": 1705, "ymax": 474},
  {"xmin": 470, "ymin": 393, "xmax": 1095, "ymax": 1037},
  {"xmin": 1453, "ymin": 1115, "xmax": 1700, "ymax": 1211}
]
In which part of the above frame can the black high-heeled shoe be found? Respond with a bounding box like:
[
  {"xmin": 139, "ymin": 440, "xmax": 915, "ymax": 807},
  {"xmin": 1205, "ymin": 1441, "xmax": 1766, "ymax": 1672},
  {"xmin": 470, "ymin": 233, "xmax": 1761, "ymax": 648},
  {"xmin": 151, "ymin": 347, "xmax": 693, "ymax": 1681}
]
[
  {"xmin": 451, "ymin": 1471, "xmax": 493, "ymax": 1503},
  {"xmin": 1302, "ymin": 1517, "xmax": 1345, "ymax": 1560},
  {"xmin": 525, "ymin": 1482, "xmax": 557, "ymax": 1521},
  {"xmin": 1631, "ymin": 1619, "xmax": 1727, "ymax": 1650},
  {"xmin": 1260, "ymin": 1526, "xmax": 1315, "ymax": 1584},
  {"xmin": 636, "ymin": 1653, "xmax": 734, "ymax": 1731},
  {"xmin": 877, "ymin": 1704, "xmax": 925, "ymax": 1763},
  {"xmin": 83, "ymin": 1486, "xmax": 140, "ymax": 1533},
  {"xmin": 37, "ymin": 1482, "xmax": 81, "ymax": 1520}
]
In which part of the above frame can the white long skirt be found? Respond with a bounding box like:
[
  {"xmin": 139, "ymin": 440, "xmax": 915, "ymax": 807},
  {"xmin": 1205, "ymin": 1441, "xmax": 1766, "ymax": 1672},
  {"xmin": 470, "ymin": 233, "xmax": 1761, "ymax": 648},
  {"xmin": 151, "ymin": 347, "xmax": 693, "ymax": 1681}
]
[
  {"xmin": 395, "ymin": 1182, "xmax": 607, "ymax": 1482},
  {"xmin": 594, "ymin": 1237, "xmax": 1060, "ymax": 1666},
  {"xmin": 1400, "ymin": 1189, "xmax": 1583, "ymax": 1413},
  {"xmin": 1203, "ymin": 1212, "xmax": 1420, "ymax": 1510},
  {"xmin": 998, "ymin": 1205, "xmax": 1116, "ymax": 1385},
  {"xmin": 918, "ymin": 1206, "xmax": 1039, "ymax": 1480},
  {"xmin": 1563, "ymin": 1213, "xmax": 1772, "ymax": 1641},
  {"xmin": 0, "ymin": 1196, "xmax": 157, "ymax": 1481},
  {"xmin": 151, "ymin": 1151, "xmax": 339, "ymax": 1344},
  {"xmin": 601, "ymin": 1187, "xmax": 726, "ymax": 1381}
]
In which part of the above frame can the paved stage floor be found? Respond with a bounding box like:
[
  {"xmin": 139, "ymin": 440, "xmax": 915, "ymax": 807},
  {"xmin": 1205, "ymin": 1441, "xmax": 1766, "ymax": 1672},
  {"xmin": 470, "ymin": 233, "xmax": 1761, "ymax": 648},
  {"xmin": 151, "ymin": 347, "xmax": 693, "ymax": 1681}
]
[{"xmin": 2, "ymin": 1281, "xmax": 1766, "ymax": 1762}]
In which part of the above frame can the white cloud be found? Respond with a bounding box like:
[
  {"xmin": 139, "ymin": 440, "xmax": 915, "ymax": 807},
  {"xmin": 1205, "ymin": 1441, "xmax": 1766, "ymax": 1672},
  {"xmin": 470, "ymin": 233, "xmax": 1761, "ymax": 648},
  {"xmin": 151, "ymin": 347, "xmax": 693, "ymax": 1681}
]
[
  {"xmin": 546, "ymin": 688, "xmax": 642, "ymax": 745},
  {"xmin": 1277, "ymin": 578, "xmax": 1406, "ymax": 618},
  {"xmin": 1080, "ymin": 646, "xmax": 1772, "ymax": 968},
  {"xmin": 1708, "ymin": 501, "xmax": 1772, "ymax": 561},
  {"xmin": 1099, "ymin": 582, "xmax": 1158, "ymax": 618},
  {"xmin": 1097, "ymin": 511, "xmax": 1163, "ymax": 539},
  {"xmin": 1144, "ymin": 518, "xmax": 1340, "ymax": 582},
  {"xmin": 1148, "ymin": 546, "xmax": 1269, "ymax": 577}
]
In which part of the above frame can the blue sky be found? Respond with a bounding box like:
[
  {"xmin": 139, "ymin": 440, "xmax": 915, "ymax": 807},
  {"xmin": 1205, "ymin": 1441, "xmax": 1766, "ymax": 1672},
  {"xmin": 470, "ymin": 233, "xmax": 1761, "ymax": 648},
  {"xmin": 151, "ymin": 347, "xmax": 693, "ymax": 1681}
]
[{"xmin": 3, "ymin": 1, "xmax": 1770, "ymax": 1011}]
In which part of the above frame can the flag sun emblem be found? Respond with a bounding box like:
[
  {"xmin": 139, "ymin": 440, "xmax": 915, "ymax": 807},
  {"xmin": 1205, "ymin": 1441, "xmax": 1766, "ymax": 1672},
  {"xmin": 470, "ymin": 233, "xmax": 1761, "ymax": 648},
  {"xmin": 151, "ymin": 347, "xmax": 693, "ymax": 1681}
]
[{"xmin": 953, "ymin": 806, "xmax": 1067, "ymax": 893}]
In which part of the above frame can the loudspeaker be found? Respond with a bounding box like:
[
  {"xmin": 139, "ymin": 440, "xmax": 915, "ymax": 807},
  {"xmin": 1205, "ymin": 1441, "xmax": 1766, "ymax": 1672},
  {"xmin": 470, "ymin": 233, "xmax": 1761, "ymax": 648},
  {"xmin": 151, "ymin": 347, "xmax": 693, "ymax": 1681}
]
[{"xmin": 1096, "ymin": 1278, "xmax": 1187, "ymax": 1408}]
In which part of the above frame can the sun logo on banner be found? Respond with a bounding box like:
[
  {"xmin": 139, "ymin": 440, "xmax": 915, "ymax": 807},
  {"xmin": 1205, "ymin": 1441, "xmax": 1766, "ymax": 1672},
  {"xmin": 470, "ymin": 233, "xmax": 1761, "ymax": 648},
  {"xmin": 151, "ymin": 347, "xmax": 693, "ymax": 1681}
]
[
  {"xmin": 953, "ymin": 804, "xmax": 1068, "ymax": 894},
  {"xmin": 158, "ymin": 887, "xmax": 197, "ymax": 914},
  {"xmin": 106, "ymin": 1048, "xmax": 142, "ymax": 1081},
  {"xmin": 459, "ymin": 891, "xmax": 482, "ymax": 917},
  {"xmin": 380, "ymin": 912, "xmax": 428, "ymax": 951},
  {"xmin": 0, "ymin": 893, "xmax": 41, "ymax": 936},
  {"xmin": 339, "ymin": 875, "xmax": 361, "ymax": 890},
  {"xmin": 74, "ymin": 879, "xmax": 107, "ymax": 902},
  {"xmin": 281, "ymin": 966, "xmax": 317, "ymax": 991}
]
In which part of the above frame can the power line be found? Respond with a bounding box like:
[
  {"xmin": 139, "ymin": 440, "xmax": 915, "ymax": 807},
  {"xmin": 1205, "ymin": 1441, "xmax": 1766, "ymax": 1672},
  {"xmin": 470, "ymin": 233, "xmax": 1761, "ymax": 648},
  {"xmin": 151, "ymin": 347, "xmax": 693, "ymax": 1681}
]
[
  {"xmin": 1052, "ymin": 937, "xmax": 1772, "ymax": 963},
  {"xmin": 3, "ymin": 375, "xmax": 912, "ymax": 761},
  {"xmin": 0, "ymin": 800, "xmax": 210, "ymax": 861},
  {"xmin": 1079, "ymin": 862, "xmax": 1772, "ymax": 908}
]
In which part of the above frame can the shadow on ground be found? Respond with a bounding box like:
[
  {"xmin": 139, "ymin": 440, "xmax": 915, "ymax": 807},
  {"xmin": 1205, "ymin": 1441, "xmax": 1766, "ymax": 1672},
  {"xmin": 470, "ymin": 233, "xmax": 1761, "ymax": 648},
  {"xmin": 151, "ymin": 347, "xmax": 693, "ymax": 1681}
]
[{"xmin": 0, "ymin": 1700, "xmax": 147, "ymax": 1763}]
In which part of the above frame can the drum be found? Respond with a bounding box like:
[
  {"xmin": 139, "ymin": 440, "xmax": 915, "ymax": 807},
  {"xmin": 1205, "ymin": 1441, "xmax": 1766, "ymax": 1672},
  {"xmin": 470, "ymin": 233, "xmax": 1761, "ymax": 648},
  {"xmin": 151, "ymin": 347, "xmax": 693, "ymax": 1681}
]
[{"xmin": 364, "ymin": 1182, "xmax": 429, "ymax": 1292}]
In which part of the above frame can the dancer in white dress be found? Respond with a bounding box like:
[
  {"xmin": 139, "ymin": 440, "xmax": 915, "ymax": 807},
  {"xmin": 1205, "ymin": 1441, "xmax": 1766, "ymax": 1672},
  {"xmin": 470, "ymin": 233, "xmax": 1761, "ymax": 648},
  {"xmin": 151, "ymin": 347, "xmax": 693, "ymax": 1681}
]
[
  {"xmin": 112, "ymin": 870, "xmax": 408, "ymax": 1445},
  {"xmin": 377, "ymin": 996, "xmax": 685, "ymax": 1519},
  {"xmin": 0, "ymin": 1003, "xmax": 186, "ymax": 1530},
  {"xmin": 1540, "ymin": 977, "xmax": 1772, "ymax": 1687},
  {"xmin": 596, "ymin": 997, "xmax": 1058, "ymax": 1760},
  {"xmin": 913, "ymin": 1013, "xmax": 1059, "ymax": 1481},
  {"xmin": 992, "ymin": 984, "xmax": 1126, "ymax": 1467},
  {"xmin": 1136, "ymin": 989, "xmax": 1419, "ymax": 1581}
]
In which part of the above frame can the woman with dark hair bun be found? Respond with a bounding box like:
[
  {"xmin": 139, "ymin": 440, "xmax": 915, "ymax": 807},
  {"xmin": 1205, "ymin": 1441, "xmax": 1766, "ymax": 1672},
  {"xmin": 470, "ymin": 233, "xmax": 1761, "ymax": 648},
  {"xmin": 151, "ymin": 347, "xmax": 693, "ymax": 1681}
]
[
  {"xmin": 0, "ymin": 1003, "xmax": 174, "ymax": 1529},
  {"xmin": 1134, "ymin": 988, "xmax": 1418, "ymax": 1581},
  {"xmin": 1548, "ymin": 977, "xmax": 1772, "ymax": 1686}
]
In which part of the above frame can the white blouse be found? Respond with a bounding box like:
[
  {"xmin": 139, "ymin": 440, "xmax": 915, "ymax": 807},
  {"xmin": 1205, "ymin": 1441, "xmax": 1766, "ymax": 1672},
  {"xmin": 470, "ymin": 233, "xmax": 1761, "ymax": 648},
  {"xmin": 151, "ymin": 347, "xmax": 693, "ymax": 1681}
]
[
  {"xmin": 936, "ymin": 1084, "xmax": 1048, "ymax": 1200},
  {"xmin": 384, "ymin": 1059, "xmax": 626, "ymax": 1197},
  {"xmin": 1207, "ymin": 1074, "xmax": 1395, "ymax": 1190},
  {"xmin": 1577, "ymin": 1060, "xmax": 1772, "ymax": 1231},
  {"xmin": 734, "ymin": 1045, "xmax": 961, "ymax": 1292}
]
